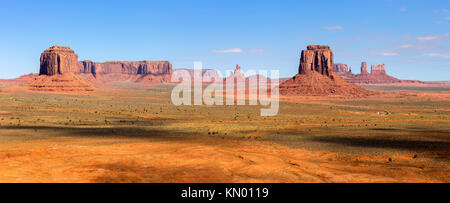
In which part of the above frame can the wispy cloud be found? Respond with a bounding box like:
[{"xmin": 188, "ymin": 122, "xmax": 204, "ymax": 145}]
[
  {"xmin": 424, "ymin": 53, "xmax": 450, "ymax": 58},
  {"xmin": 398, "ymin": 43, "xmax": 441, "ymax": 50},
  {"xmin": 322, "ymin": 26, "xmax": 344, "ymax": 31},
  {"xmin": 399, "ymin": 44, "xmax": 414, "ymax": 48},
  {"xmin": 382, "ymin": 52, "xmax": 398, "ymax": 56},
  {"xmin": 417, "ymin": 35, "xmax": 440, "ymax": 41},
  {"xmin": 210, "ymin": 48, "xmax": 265, "ymax": 53}
]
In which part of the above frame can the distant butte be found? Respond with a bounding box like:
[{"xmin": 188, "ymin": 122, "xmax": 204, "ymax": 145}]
[
  {"xmin": 28, "ymin": 45, "xmax": 175, "ymax": 88},
  {"xmin": 78, "ymin": 60, "xmax": 173, "ymax": 84},
  {"xmin": 334, "ymin": 62, "xmax": 423, "ymax": 84},
  {"xmin": 25, "ymin": 46, "xmax": 95, "ymax": 92}
]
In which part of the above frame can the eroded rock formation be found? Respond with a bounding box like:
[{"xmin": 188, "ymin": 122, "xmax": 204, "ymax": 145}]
[
  {"xmin": 280, "ymin": 45, "xmax": 372, "ymax": 97},
  {"xmin": 334, "ymin": 63, "xmax": 348, "ymax": 73},
  {"xmin": 373, "ymin": 64, "xmax": 386, "ymax": 75},
  {"xmin": 78, "ymin": 61, "xmax": 172, "ymax": 76},
  {"xmin": 299, "ymin": 45, "xmax": 334, "ymax": 77},
  {"xmin": 78, "ymin": 60, "xmax": 173, "ymax": 84},
  {"xmin": 334, "ymin": 62, "xmax": 420, "ymax": 84},
  {"xmin": 25, "ymin": 73, "xmax": 95, "ymax": 92},
  {"xmin": 35, "ymin": 45, "xmax": 174, "ymax": 85},
  {"xmin": 25, "ymin": 46, "xmax": 95, "ymax": 92},
  {"xmin": 361, "ymin": 62, "xmax": 368, "ymax": 75},
  {"xmin": 40, "ymin": 46, "xmax": 79, "ymax": 76}
]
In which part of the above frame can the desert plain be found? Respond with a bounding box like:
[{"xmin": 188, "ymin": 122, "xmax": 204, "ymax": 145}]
[{"xmin": 0, "ymin": 82, "xmax": 448, "ymax": 183}]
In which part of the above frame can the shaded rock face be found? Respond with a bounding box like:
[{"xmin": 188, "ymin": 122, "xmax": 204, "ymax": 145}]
[
  {"xmin": 78, "ymin": 61, "xmax": 172, "ymax": 77},
  {"xmin": 40, "ymin": 46, "xmax": 79, "ymax": 76},
  {"xmin": 372, "ymin": 64, "xmax": 386, "ymax": 75},
  {"xmin": 280, "ymin": 45, "xmax": 372, "ymax": 97},
  {"xmin": 361, "ymin": 62, "xmax": 368, "ymax": 75},
  {"xmin": 299, "ymin": 45, "xmax": 334, "ymax": 77},
  {"xmin": 334, "ymin": 63, "xmax": 348, "ymax": 73},
  {"xmin": 78, "ymin": 60, "xmax": 173, "ymax": 84},
  {"xmin": 334, "ymin": 62, "xmax": 417, "ymax": 84},
  {"xmin": 79, "ymin": 60, "xmax": 97, "ymax": 77}
]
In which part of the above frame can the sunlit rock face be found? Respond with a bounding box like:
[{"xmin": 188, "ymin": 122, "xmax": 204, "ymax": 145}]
[
  {"xmin": 299, "ymin": 45, "xmax": 334, "ymax": 77},
  {"xmin": 40, "ymin": 46, "xmax": 79, "ymax": 76}
]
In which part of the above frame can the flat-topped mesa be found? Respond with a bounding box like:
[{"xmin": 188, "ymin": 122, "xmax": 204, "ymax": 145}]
[
  {"xmin": 40, "ymin": 46, "xmax": 79, "ymax": 76},
  {"xmin": 334, "ymin": 63, "xmax": 348, "ymax": 73},
  {"xmin": 78, "ymin": 61, "xmax": 172, "ymax": 76},
  {"xmin": 299, "ymin": 45, "xmax": 334, "ymax": 77}
]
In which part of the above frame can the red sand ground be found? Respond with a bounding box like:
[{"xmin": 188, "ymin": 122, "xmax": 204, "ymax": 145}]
[
  {"xmin": 23, "ymin": 73, "xmax": 95, "ymax": 92},
  {"xmin": 0, "ymin": 135, "xmax": 447, "ymax": 183},
  {"xmin": 280, "ymin": 72, "xmax": 374, "ymax": 97}
]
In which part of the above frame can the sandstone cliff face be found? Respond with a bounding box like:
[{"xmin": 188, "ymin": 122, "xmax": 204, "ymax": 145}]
[
  {"xmin": 78, "ymin": 61, "xmax": 172, "ymax": 76},
  {"xmin": 280, "ymin": 45, "xmax": 372, "ymax": 97},
  {"xmin": 79, "ymin": 60, "xmax": 97, "ymax": 76},
  {"xmin": 28, "ymin": 46, "xmax": 95, "ymax": 92},
  {"xmin": 373, "ymin": 64, "xmax": 386, "ymax": 75},
  {"xmin": 299, "ymin": 45, "xmax": 334, "ymax": 77},
  {"xmin": 336, "ymin": 62, "xmax": 403, "ymax": 84},
  {"xmin": 334, "ymin": 63, "xmax": 349, "ymax": 73},
  {"xmin": 361, "ymin": 62, "xmax": 368, "ymax": 75},
  {"xmin": 40, "ymin": 46, "xmax": 79, "ymax": 76}
]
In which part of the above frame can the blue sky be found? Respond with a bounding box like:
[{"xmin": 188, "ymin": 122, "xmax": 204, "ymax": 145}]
[{"xmin": 0, "ymin": 0, "xmax": 449, "ymax": 80}]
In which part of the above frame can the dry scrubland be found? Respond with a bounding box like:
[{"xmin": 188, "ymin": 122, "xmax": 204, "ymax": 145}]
[{"xmin": 0, "ymin": 83, "xmax": 448, "ymax": 183}]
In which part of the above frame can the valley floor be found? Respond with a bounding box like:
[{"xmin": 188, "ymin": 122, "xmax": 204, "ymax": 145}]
[{"xmin": 0, "ymin": 84, "xmax": 448, "ymax": 183}]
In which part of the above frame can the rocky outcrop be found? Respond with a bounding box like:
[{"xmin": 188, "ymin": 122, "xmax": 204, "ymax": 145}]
[
  {"xmin": 335, "ymin": 62, "xmax": 412, "ymax": 84},
  {"xmin": 25, "ymin": 73, "xmax": 95, "ymax": 92},
  {"xmin": 40, "ymin": 46, "xmax": 79, "ymax": 76},
  {"xmin": 25, "ymin": 46, "xmax": 95, "ymax": 92},
  {"xmin": 78, "ymin": 61, "xmax": 172, "ymax": 76},
  {"xmin": 334, "ymin": 63, "xmax": 348, "ymax": 73},
  {"xmin": 361, "ymin": 62, "xmax": 368, "ymax": 75},
  {"xmin": 77, "ymin": 61, "xmax": 173, "ymax": 84},
  {"xmin": 280, "ymin": 45, "xmax": 372, "ymax": 97},
  {"xmin": 37, "ymin": 45, "xmax": 174, "ymax": 85},
  {"xmin": 372, "ymin": 64, "xmax": 386, "ymax": 75},
  {"xmin": 79, "ymin": 60, "xmax": 97, "ymax": 76},
  {"xmin": 299, "ymin": 45, "xmax": 334, "ymax": 77},
  {"xmin": 232, "ymin": 64, "xmax": 245, "ymax": 79}
]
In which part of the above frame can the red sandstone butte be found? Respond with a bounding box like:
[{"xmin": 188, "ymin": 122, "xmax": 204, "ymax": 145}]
[
  {"xmin": 25, "ymin": 46, "xmax": 95, "ymax": 92},
  {"xmin": 299, "ymin": 45, "xmax": 334, "ymax": 77},
  {"xmin": 280, "ymin": 45, "xmax": 372, "ymax": 97},
  {"xmin": 335, "ymin": 62, "xmax": 423, "ymax": 84},
  {"xmin": 78, "ymin": 61, "xmax": 173, "ymax": 84},
  {"xmin": 40, "ymin": 46, "xmax": 79, "ymax": 76}
]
